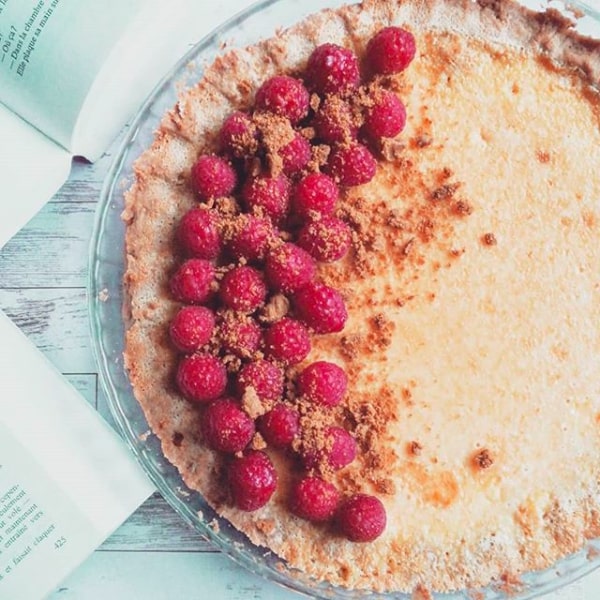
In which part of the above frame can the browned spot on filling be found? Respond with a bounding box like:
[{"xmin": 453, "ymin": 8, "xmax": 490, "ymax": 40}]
[
  {"xmin": 408, "ymin": 440, "xmax": 423, "ymax": 456},
  {"xmin": 582, "ymin": 210, "xmax": 597, "ymax": 229},
  {"xmin": 514, "ymin": 500, "xmax": 539, "ymax": 537},
  {"xmin": 401, "ymin": 461, "xmax": 460, "ymax": 508},
  {"xmin": 481, "ymin": 232, "xmax": 497, "ymax": 246},
  {"xmin": 536, "ymin": 149, "xmax": 550, "ymax": 163},
  {"xmin": 473, "ymin": 448, "xmax": 494, "ymax": 470}
]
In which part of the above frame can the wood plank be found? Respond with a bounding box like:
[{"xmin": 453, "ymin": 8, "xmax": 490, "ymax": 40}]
[
  {"xmin": 0, "ymin": 288, "xmax": 94, "ymax": 372},
  {"xmin": 55, "ymin": 156, "xmax": 106, "ymax": 204},
  {"xmin": 47, "ymin": 550, "xmax": 308, "ymax": 600},
  {"xmin": 101, "ymin": 492, "xmax": 214, "ymax": 552},
  {"xmin": 0, "ymin": 202, "xmax": 95, "ymax": 288}
]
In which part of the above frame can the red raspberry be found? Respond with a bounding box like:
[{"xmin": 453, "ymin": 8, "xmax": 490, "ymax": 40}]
[
  {"xmin": 202, "ymin": 398, "xmax": 255, "ymax": 453},
  {"xmin": 293, "ymin": 173, "xmax": 339, "ymax": 219},
  {"xmin": 366, "ymin": 26, "xmax": 416, "ymax": 75},
  {"xmin": 337, "ymin": 494, "xmax": 387, "ymax": 542},
  {"xmin": 169, "ymin": 306, "xmax": 216, "ymax": 353},
  {"xmin": 297, "ymin": 361, "xmax": 348, "ymax": 407},
  {"xmin": 255, "ymin": 75, "xmax": 310, "ymax": 124},
  {"xmin": 220, "ymin": 111, "xmax": 258, "ymax": 158},
  {"xmin": 242, "ymin": 174, "xmax": 291, "ymax": 222},
  {"xmin": 294, "ymin": 281, "xmax": 347, "ymax": 333},
  {"xmin": 258, "ymin": 404, "xmax": 300, "ymax": 448},
  {"xmin": 301, "ymin": 426, "xmax": 357, "ymax": 471},
  {"xmin": 290, "ymin": 476, "xmax": 340, "ymax": 522},
  {"xmin": 363, "ymin": 91, "xmax": 407, "ymax": 140},
  {"xmin": 264, "ymin": 318, "xmax": 311, "ymax": 365},
  {"xmin": 265, "ymin": 243, "xmax": 316, "ymax": 294},
  {"xmin": 190, "ymin": 155, "xmax": 237, "ymax": 201},
  {"xmin": 327, "ymin": 143, "xmax": 377, "ymax": 187},
  {"xmin": 176, "ymin": 354, "xmax": 227, "ymax": 403},
  {"xmin": 237, "ymin": 359, "xmax": 284, "ymax": 404},
  {"xmin": 228, "ymin": 214, "xmax": 275, "ymax": 262},
  {"xmin": 220, "ymin": 266, "xmax": 267, "ymax": 313},
  {"xmin": 326, "ymin": 426, "xmax": 357, "ymax": 469},
  {"xmin": 313, "ymin": 97, "xmax": 358, "ymax": 145},
  {"xmin": 297, "ymin": 216, "xmax": 352, "ymax": 262},
  {"xmin": 228, "ymin": 450, "xmax": 278, "ymax": 511},
  {"xmin": 306, "ymin": 43, "xmax": 360, "ymax": 95},
  {"xmin": 220, "ymin": 314, "xmax": 262, "ymax": 359},
  {"xmin": 280, "ymin": 133, "xmax": 311, "ymax": 176},
  {"xmin": 177, "ymin": 208, "xmax": 221, "ymax": 259},
  {"xmin": 170, "ymin": 259, "xmax": 215, "ymax": 304}
]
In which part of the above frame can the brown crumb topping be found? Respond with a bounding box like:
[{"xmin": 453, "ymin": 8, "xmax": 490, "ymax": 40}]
[
  {"xmin": 408, "ymin": 440, "xmax": 423, "ymax": 456},
  {"xmin": 473, "ymin": 448, "xmax": 494, "ymax": 470},
  {"xmin": 241, "ymin": 386, "xmax": 271, "ymax": 419},
  {"xmin": 481, "ymin": 232, "xmax": 497, "ymax": 246}
]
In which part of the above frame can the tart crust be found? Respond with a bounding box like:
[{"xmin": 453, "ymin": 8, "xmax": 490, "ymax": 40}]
[{"xmin": 123, "ymin": 0, "xmax": 600, "ymax": 593}]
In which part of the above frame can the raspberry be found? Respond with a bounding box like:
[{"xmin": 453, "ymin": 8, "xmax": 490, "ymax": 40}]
[
  {"xmin": 290, "ymin": 476, "xmax": 340, "ymax": 522},
  {"xmin": 337, "ymin": 493, "xmax": 387, "ymax": 542},
  {"xmin": 258, "ymin": 404, "xmax": 300, "ymax": 448},
  {"xmin": 176, "ymin": 354, "xmax": 227, "ymax": 403},
  {"xmin": 294, "ymin": 281, "xmax": 347, "ymax": 333},
  {"xmin": 177, "ymin": 208, "xmax": 221, "ymax": 259},
  {"xmin": 306, "ymin": 43, "xmax": 360, "ymax": 95},
  {"xmin": 202, "ymin": 398, "xmax": 255, "ymax": 453},
  {"xmin": 219, "ymin": 314, "xmax": 262, "ymax": 359},
  {"xmin": 190, "ymin": 155, "xmax": 237, "ymax": 201},
  {"xmin": 297, "ymin": 361, "xmax": 348, "ymax": 407},
  {"xmin": 265, "ymin": 243, "xmax": 316, "ymax": 294},
  {"xmin": 327, "ymin": 143, "xmax": 377, "ymax": 187},
  {"xmin": 242, "ymin": 174, "xmax": 291, "ymax": 222},
  {"xmin": 220, "ymin": 111, "xmax": 258, "ymax": 158},
  {"xmin": 280, "ymin": 133, "xmax": 312, "ymax": 175},
  {"xmin": 313, "ymin": 97, "xmax": 358, "ymax": 145},
  {"xmin": 264, "ymin": 318, "xmax": 311, "ymax": 365},
  {"xmin": 326, "ymin": 426, "xmax": 357, "ymax": 469},
  {"xmin": 363, "ymin": 91, "xmax": 407, "ymax": 140},
  {"xmin": 237, "ymin": 359, "xmax": 284, "ymax": 404},
  {"xmin": 297, "ymin": 216, "xmax": 352, "ymax": 262},
  {"xmin": 169, "ymin": 306, "xmax": 216, "ymax": 353},
  {"xmin": 220, "ymin": 266, "xmax": 267, "ymax": 313},
  {"xmin": 228, "ymin": 214, "xmax": 275, "ymax": 262},
  {"xmin": 170, "ymin": 259, "xmax": 215, "ymax": 304},
  {"xmin": 293, "ymin": 173, "xmax": 339, "ymax": 219},
  {"xmin": 301, "ymin": 426, "xmax": 357, "ymax": 471},
  {"xmin": 366, "ymin": 26, "xmax": 416, "ymax": 75},
  {"xmin": 228, "ymin": 450, "xmax": 278, "ymax": 511},
  {"xmin": 255, "ymin": 75, "xmax": 310, "ymax": 124}
]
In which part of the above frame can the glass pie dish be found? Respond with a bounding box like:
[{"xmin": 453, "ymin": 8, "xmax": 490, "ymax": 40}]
[{"xmin": 88, "ymin": 0, "xmax": 600, "ymax": 597}]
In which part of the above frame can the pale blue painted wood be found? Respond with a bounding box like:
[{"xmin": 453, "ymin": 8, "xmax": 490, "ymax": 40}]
[{"xmin": 46, "ymin": 552, "xmax": 306, "ymax": 600}]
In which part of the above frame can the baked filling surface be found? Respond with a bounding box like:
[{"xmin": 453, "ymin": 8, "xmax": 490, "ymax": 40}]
[{"xmin": 123, "ymin": 0, "xmax": 600, "ymax": 592}]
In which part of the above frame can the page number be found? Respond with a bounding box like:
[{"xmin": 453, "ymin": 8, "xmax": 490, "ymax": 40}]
[{"xmin": 54, "ymin": 536, "xmax": 67, "ymax": 550}]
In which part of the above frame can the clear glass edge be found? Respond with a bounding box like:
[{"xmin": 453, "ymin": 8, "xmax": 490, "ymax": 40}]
[{"xmin": 87, "ymin": 0, "xmax": 600, "ymax": 598}]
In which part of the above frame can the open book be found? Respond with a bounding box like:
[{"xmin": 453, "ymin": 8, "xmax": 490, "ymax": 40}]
[
  {"xmin": 0, "ymin": 0, "xmax": 250, "ymax": 598},
  {"xmin": 0, "ymin": 0, "xmax": 223, "ymax": 248}
]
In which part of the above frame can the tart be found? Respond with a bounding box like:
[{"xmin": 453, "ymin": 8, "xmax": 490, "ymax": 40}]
[{"xmin": 122, "ymin": 0, "xmax": 600, "ymax": 594}]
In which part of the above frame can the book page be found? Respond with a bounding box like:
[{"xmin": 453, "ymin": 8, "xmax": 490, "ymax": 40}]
[
  {"xmin": 0, "ymin": 0, "xmax": 142, "ymax": 151},
  {"xmin": 0, "ymin": 310, "xmax": 154, "ymax": 600},
  {"xmin": 0, "ymin": 102, "xmax": 71, "ymax": 249}
]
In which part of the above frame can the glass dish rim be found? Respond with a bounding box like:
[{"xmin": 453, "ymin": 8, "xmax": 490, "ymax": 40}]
[{"xmin": 88, "ymin": 0, "xmax": 600, "ymax": 598}]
